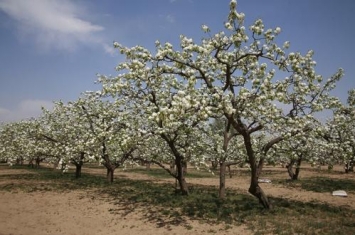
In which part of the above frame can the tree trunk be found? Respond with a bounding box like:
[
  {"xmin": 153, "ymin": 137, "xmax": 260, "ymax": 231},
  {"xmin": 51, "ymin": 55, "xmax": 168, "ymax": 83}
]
[
  {"xmin": 227, "ymin": 165, "xmax": 233, "ymax": 178},
  {"xmin": 345, "ymin": 158, "xmax": 354, "ymax": 173},
  {"xmin": 294, "ymin": 156, "xmax": 302, "ymax": 180},
  {"xmin": 54, "ymin": 158, "xmax": 61, "ymax": 169},
  {"xmin": 182, "ymin": 161, "xmax": 187, "ymax": 174},
  {"xmin": 248, "ymin": 178, "xmax": 272, "ymax": 209},
  {"xmin": 35, "ymin": 157, "xmax": 41, "ymax": 168},
  {"xmin": 219, "ymin": 161, "xmax": 226, "ymax": 199},
  {"xmin": 17, "ymin": 157, "xmax": 24, "ymax": 165},
  {"xmin": 170, "ymin": 160, "xmax": 175, "ymax": 171},
  {"xmin": 75, "ymin": 164, "xmax": 82, "ymax": 178},
  {"xmin": 146, "ymin": 162, "xmax": 151, "ymax": 170},
  {"xmin": 286, "ymin": 159, "xmax": 296, "ymax": 180},
  {"xmin": 211, "ymin": 160, "xmax": 218, "ymax": 170},
  {"xmin": 28, "ymin": 158, "xmax": 34, "ymax": 168},
  {"xmin": 175, "ymin": 159, "xmax": 188, "ymax": 195},
  {"xmin": 163, "ymin": 137, "xmax": 189, "ymax": 195},
  {"xmin": 177, "ymin": 177, "xmax": 188, "ymax": 195},
  {"xmin": 243, "ymin": 133, "xmax": 272, "ymax": 209},
  {"xmin": 249, "ymin": 158, "xmax": 272, "ymax": 209},
  {"xmin": 107, "ymin": 168, "xmax": 115, "ymax": 183},
  {"xmin": 73, "ymin": 152, "xmax": 85, "ymax": 178}
]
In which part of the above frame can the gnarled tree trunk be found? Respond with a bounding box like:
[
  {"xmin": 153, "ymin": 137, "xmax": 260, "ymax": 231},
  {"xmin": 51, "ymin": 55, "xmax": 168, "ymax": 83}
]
[
  {"xmin": 248, "ymin": 175, "xmax": 272, "ymax": 209},
  {"xmin": 243, "ymin": 133, "xmax": 272, "ymax": 209},
  {"xmin": 163, "ymin": 136, "xmax": 189, "ymax": 196},
  {"xmin": 286, "ymin": 155, "xmax": 303, "ymax": 180}
]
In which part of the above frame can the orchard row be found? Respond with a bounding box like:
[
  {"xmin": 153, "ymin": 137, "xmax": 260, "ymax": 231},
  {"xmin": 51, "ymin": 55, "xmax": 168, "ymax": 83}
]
[{"xmin": 1, "ymin": 0, "xmax": 354, "ymax": 209}]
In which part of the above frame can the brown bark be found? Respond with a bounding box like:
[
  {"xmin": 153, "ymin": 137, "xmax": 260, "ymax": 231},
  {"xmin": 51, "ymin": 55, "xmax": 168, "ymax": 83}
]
[
  {"xmin": 106, "ymin": 168, "xmax": 115, "ymax": 183},
  {"xmin": 211, "ymin": 160, "xmax": 218, "ymax": 170},
  {"xmin": 182, "ymin": 161, "xmax": 187, "ymax": 175},
  {"xmin": 286, "ymin": 159, "xmax": 296, "ymax": 180},
  {"xmin": 170, "ymin": 160, "xmax": 175, "ymax": 171},
  {"xmin": 248, "ymin": 179, "xmax": 272, "ymax": 209},
  {"xmin": 73, "ymin": 152, "xmax": 85, "ymax": 178},
  {"xmin": 102, "ymin": 157, "xmax": 116, "ymax": 183},
  {"xmin": 219, "ymin": 161, "xmax": 226, "ymax": 199},
  {"xmin": 243, "ymin": 132, "xmax": 272, "ymax": 209},
  {"xmin": 35, "ymin": 157, "xmax": 41, "ymax": 168},
  {"xmin": 227, "ymin": 165, "xmax": 232, "ymax": 178},
  {"xmin": 286, "ymin": 155, "xmax": 302, "ymax": 180},
  {"xmin": 75, "ymin": 164, "xmax": 82, "ymax": 178},
  {"xmin": 218, "ymin": 119, "xmax": 233, "ymax": 199},
  {"xmin": 294, "ymin": 156, "xmax": 302, "ymax": 180},
  {"xmin": 162, "ymin": 135, "xmax": 189, "ymax": 195},
  {"xmin": 175, "ymin": 158, "xmax": 188, "ymax": 195}
]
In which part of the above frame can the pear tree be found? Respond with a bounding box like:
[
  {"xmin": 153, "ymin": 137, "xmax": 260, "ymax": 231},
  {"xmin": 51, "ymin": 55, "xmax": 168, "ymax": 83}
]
[
  {"xmin": 322, "ymin": 89, "xmax": 355, "ymax": 172},
  {"xmin": 98, "ymin": 0, "xmax": 342, "ymax": 208}
]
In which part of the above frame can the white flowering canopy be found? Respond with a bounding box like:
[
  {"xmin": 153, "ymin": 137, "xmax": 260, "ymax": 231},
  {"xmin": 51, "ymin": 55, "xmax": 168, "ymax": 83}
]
[{"xmin": 96, "ymin": 0, "xmax": 343, "ymax": 171}]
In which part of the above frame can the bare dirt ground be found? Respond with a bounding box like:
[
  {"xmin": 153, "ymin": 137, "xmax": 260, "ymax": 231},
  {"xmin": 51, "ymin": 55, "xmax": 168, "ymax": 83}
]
[
  {"xmin": 0, "ymin": 164, "xmax": 354, "ymax": 235},
  {"xmin": 0, "ymin": 167, "xmax": 251, "ymax": 235}
]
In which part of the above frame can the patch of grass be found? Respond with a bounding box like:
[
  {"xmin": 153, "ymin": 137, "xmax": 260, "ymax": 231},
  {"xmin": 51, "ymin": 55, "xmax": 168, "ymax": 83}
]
[
  {"xmin": 299, "ymin": 177, "xmax": 355, "ymax": 193},
  {"xmin": 250, "ymin": 197, "xmax": 355, "ymax": 235},
  {"xmin": 185, "ymin": 169, "xmax": 217, "ymax": 179},
  {"xmin": 259, "ymin": 169, "xmax": 285, "ymax": 176},
  {"xmin": 0, "ymin": 166, "xmax": 110, "ymax": 192},
  {"xmin": 94, "ymin": 176, "xmax": 262, "ymax": 225},
  {"xmin": 83, "ymin": 163, "xmax": 106, "ymax": 169},
  {"xmin": 124, "ymin": 168, "xmax": 171, "ymax": 179},
  {"xmin": 98, "ymin": 176, "xmax": 355, "ymax": 234},
  {"xmin": 275, "ymin": 176, "xmax": 355, "ymax": 194},
  {"xmin": 125, "ymin": 167, "xmax": 216, "ymax": 179}
]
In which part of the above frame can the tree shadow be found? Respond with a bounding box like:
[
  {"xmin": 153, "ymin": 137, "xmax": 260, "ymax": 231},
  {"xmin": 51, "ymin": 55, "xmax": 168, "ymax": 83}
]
[{"xmin": 274, "ymin": 176, "xmax": 355, "ymax": 193}]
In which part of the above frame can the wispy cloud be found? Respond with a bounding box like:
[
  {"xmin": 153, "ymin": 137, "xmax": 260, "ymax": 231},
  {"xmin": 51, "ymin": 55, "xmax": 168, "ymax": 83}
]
[
  {"xmin": 0, "ymin": 0, "xmax": 113, "ymax": 54},
  {"xmin": 158, "ymin": 14, "xmax": 176, "ymax": 24},
  {"xmin": 0, "ymin": 99, "xmax": 54, "ymax": 123},
  {"xmin": 102, "ymin": 42, "xmax": 117, "ymax": 56},
  {"xmin": 165, "ymin": 14, "xmax": 175, "ymax": 23}
]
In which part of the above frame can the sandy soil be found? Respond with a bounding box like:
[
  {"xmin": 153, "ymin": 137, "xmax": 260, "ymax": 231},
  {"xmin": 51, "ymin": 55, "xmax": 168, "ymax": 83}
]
[
  {"xmin": 0, "ymin": 190, "xmax": 253, "ymax": 235},
  {"xmin": 0, "ymin": 165, "xmax": 354, "ymax": 235},
  {"xmin": 0, "ymin": 167, "xmax": 251, "ymax": 235}
]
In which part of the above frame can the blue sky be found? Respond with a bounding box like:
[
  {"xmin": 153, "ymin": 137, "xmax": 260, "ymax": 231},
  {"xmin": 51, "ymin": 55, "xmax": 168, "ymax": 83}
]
[{"xmin": 0, "ymin": 0, "xmax": 354, "ymax": 122}]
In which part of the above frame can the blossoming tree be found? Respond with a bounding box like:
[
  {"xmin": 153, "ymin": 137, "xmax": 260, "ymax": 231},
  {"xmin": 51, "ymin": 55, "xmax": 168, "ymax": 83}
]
[
  {"xmin": 73, "ymin": 93, "xmax": 141, "ymax": 183},
  {"xmin": 38, "ymin": 99, "xmax": 97, "ymax": 177},
  {"xmin": 97, "ymin": 44, "xmax": 213, "ymax": 194},
  {"xmin": 98, "ymin": 0, "xmax": 342, "ymax": 208},
  {"xmin": 0, "ymin": 119, "xmax": 50, "ymax": 167},
  {"xmin": 322, "ymin": 89, "xmax": 355, "ymax": 172}
]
